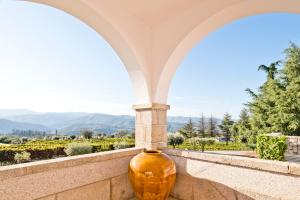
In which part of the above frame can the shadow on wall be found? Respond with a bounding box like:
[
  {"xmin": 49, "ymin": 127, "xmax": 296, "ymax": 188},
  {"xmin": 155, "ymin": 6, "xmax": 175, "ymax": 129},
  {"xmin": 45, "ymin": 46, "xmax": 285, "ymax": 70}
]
[
  {"xmin": 171, "ymin": 174, "xmax": 254, "ymax": 200},
  {"xmin": 170, "ymin": 156, "xmax": 254, "ymax": 200}
]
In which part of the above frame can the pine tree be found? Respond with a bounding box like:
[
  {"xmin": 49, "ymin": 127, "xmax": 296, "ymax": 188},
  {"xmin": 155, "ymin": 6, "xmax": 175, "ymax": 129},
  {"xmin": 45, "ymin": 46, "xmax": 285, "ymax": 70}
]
[
  {"xmin": 179, "ymin": 118, "xmax": 196, "ymax": 139},
  {"xmin": 231, "ymin": 108, "xmax": 253, "ymax": 143},
  {"xmin": 241, "ymin": 43, "xmax": 300, "ymax": 137},
  {"xmin": 277, "ymin": 43, "xmax": 300, "ymax": 135},
  {"xmin": 246, "ymin": 61, "xmax": 283, "ymax": 135},
  {"xmin": 198, "ymin": 113, "xmax": 206, "ymax": 137},
  {"xmin": 207, "ymin": 115, "xmax": 217, "ymax": 137},
  {"xmin": 219, "ymin": 113, "xmax": 234, "ymax": 145}
]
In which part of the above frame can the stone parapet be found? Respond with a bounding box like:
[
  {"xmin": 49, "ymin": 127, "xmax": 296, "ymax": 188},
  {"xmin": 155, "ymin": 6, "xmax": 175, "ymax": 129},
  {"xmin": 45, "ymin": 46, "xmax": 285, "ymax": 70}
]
[
  {"xmin": 0, "ymin": 148, "xmax": 143, "ymax": 200},
  {"xmin": 163, "ymin": 148, "xmax": 300, "ymax": 200},
  {"xmin": 163, "ymin": 148, "xmax": 300, "ymax": 176}
]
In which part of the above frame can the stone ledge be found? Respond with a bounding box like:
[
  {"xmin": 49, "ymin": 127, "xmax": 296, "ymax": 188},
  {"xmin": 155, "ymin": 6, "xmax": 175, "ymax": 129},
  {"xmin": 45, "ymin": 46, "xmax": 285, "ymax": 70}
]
[
  {"xmin": 0, "ymin": 147, "xmax": 143, "ymax": 181},
  {"xmin": 133, "ymin": 103, "xmax": 170, "ymax": 111},
  {"xmin": 162, "ymin": 148, "xmax": 300, "ymax": 176}
]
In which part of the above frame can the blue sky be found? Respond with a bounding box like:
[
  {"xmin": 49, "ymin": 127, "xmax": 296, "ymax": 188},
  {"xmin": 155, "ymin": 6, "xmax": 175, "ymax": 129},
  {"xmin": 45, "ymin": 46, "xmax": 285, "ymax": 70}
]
[{"xmin": 1, "ymin": 1, "xmax": 300, "ymax": 118}]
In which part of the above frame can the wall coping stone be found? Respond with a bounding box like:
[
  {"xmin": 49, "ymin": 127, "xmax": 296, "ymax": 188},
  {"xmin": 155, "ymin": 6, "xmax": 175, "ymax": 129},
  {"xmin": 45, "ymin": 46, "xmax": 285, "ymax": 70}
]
[
  {"xmin": 0, "ymin": 147, "xmax": 143, "ymax": 181},
  {"xmin": 162, "ymin": 148, "xmax": 300, "ymax": 176},
  {"xmin": 132, "ymin": 103, "xmax": 170, "ymax": 110}
]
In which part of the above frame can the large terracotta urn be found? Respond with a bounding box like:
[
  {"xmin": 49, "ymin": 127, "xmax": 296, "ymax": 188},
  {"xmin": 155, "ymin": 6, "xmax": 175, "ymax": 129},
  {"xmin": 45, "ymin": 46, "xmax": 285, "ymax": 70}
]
[{"xmin": 129, "ymin": 150, "xmax": 176, "ymax": 200}]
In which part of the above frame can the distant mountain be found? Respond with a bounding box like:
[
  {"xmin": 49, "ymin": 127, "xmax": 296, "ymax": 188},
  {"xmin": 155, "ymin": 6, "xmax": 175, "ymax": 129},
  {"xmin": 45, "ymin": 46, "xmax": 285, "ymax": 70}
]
[
  {"xmin": 168, "ymin": 116, "xmax": 200, "ymax": 124},
  {"xmin": 0, "ymin": 109, "xmax": 221, "ymax": 135},
  {"xmin": 0, "ymin": 109, "xmax": 36, "ymax": 118},
  {"xmin": 58, "ymin": 113, "xmax": 135, "ymax": 134},
  {"xmin": 7, "ymin": 112, "xmax": 90, "ymax": 128},
  {"xmin": 0, "ymin": 119, "xmax": 50, "ymax": 133}
]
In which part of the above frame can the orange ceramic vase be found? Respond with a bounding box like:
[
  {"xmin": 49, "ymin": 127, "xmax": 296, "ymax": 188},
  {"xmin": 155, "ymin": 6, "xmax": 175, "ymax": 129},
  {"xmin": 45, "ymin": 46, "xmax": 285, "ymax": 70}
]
[{"xmin": 129, "ymin": 150, "xmax": 176, "ymax": 200}]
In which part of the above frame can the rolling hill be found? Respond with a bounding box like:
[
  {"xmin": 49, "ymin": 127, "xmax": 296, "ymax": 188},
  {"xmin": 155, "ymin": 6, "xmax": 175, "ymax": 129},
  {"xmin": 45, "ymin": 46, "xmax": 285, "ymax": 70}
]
[
  {"xmin": 0, "ymin": 109, "xmax": 219, "ymax": 134},
  {"xmin": 0, "ymin": 119, "xmax": 50, "ymax": 133}
]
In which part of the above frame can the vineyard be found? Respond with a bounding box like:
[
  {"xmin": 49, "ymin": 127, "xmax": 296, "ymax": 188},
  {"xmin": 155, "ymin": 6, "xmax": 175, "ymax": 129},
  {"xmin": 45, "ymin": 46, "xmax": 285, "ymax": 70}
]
[{"xmin": 0, "ymin": 138, "xmax": 135, "ymax": 164}]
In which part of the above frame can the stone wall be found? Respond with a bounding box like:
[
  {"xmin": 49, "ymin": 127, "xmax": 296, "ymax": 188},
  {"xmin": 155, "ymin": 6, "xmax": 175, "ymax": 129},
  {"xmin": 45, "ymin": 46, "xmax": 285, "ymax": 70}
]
[
  {"xmin": 2, "ymin": 147, "xmax": 300, "ymax": 200},
  {"xmin": 0, "ymin": 148, "xmax": 143, "ymax": 200},
  {"xmin": 286, "ymin": 136, "xmax": 300, "ymax": 155},
  {"xmin": 164, "ymin": 148, "xmax": 300, "ymax": 200}
]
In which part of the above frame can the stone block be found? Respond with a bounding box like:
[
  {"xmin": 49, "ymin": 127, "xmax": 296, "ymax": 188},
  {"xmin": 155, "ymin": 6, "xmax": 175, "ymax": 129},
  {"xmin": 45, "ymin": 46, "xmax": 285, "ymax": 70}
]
[
  {"xmin": 168, "ymin": 155, "xmax": 187, "ymax": 175},
  {"xmin": 293, "ymin": 146, "xmax": 298, "ymax": 153},
  {"xmin": 0, "ymin": 156, "xmax": 131, "ymax": 200},
  {"xmin": 288, "ymin": 163, "xmax": 300, "ymax": 176},
  {"xmin": 111, "ymin": 174, "xmax": 134, "ymax": 200},
  {"xmin": 152, "ymin": 110, "xmax": 167, "ymax": 125},
  {"xmin": 57, "ymin": 180, "xmax": 110, "ymax": 200}
]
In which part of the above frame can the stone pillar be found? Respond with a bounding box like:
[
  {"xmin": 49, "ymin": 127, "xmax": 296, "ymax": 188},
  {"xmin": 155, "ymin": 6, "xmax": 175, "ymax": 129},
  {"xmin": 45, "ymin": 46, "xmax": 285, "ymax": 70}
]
[{"xmin": 133, "ymin": 103, "xmax": 170, "ymax": 150}]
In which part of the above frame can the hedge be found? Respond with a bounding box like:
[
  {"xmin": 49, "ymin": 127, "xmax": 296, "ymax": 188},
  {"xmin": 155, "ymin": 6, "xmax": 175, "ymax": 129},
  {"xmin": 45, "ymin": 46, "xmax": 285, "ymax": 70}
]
[{"xmin": 256, "ymin": 135, "xmax": 287, "ymax": 161}]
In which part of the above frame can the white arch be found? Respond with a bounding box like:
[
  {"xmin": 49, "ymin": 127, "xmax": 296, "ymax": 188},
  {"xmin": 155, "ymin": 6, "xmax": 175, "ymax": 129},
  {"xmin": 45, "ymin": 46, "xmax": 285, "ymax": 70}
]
[
  {"xmin": 156, "ymin": 0, "xmax": 300, "ymax": 104},
  {"xmin": 25, "ymin": 0, "xmax": 151, "ymax": 104}
]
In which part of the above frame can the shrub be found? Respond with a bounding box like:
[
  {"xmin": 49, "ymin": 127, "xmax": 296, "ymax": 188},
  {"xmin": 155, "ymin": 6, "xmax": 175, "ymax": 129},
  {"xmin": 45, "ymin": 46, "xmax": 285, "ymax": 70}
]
[
  {"xmin": 70, "ymin": 135, "xmax": 76, "ymax": 140},
  {"xmin": 240, "ymin": 136, "xmax": 248, "ymax": 144},
  {"xmin": 20, "ymin": 137, "xmax": 29, "ymax": 144},
  {"xmin": 168, "ymin": 133, "xmax": 185, "ymax": 148},
  {"xmin": 81, "ymin": 129, "xmax": 94, "ymax": 139},
  {"xmin": 10, "ymin": 138, "xmax": 22, "ymax": 144},
  {"xmin": 113, "ymin": 141, "xmax": 130, "ymax": 150},
  {"xmin": 14, "ymin": 151, "xmax": 31, "ymax": 164},
  {"xmin": 52, "ymin": 136, "xmax": 60, "ymax": 140},
  {"xmin": 64, "ymin": 143, "xmax": 93, "ymax": 156},
  {"xmin": 189, "ymin": 137, "xmax": 216, "ymax": 152},
  {"xmin": 256, "ymin": 135, "xmax": 287, "ymax": 161},
  {"xmin": 0, "ymin": 136, "xmax": 12, "ymax": 144},
  {"xmin": 247, "ymin": 143, "xmax": 256, "ymax": 151}
]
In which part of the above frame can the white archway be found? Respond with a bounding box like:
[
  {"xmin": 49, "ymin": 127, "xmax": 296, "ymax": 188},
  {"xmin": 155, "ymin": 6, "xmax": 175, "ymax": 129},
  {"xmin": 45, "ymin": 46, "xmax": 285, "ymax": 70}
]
[
  {"xmin": 26, "ymin": 0, "xmax": 151, "ymax": 104},
  {"xmin": 20, "ymin": 0, "xmax": 300, "ymax": 150},
  {"xmin": 155, "ymin": 0, "xmax": 300, "ymax": 104}
]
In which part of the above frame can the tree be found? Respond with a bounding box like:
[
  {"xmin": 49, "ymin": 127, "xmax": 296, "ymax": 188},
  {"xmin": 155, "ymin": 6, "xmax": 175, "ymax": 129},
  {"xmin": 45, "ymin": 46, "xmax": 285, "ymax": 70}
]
[
  {"xmin": 114, "ymin": 130, "xmax": 133, "ymax": 138},
  {"xmin": 239, "ymin": 43, "xmax": 300, "ymax": 137},
  {"xmin": 179, "ymin": 118, "xmax": 196, "ymax": 139},
  {"xmin": 70, "ymin": 135, "xmax": 76, "ymax": 140},
  {"xmin": 188, "ymin": 137, "xmax": 215, "ymax": 152},
  {"xmin": 257, "ymin": 61, "xmax": 280, "ymax": 80},
  {"xmin": 197, "ymin": 113, "xmax": 206, "ymax": 137},
  {"xmin": 168, "ymin": 133, "xmax": 185, "ymax": 148},
  {"xmin": 207, "ymin": 115, "xmax": 217, "ymax": 137},
  {"xmin": 231, "ymin": 108, "xmax": 253, "ymax": 143},
  {"xmin": 80, "ymin": 129, "xmax": 93, "ymax": 139},
  {"xmin": 277, "ymin": 43, "xmax": 300, "ymax": 135},
  {"xmin": 219, "ymin": 113, "xmax": 234, "ymax": 145},
  {"xmin": 246, "ymin": 61, "xmax": 283, "ymax": 136}
]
